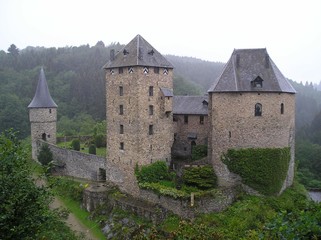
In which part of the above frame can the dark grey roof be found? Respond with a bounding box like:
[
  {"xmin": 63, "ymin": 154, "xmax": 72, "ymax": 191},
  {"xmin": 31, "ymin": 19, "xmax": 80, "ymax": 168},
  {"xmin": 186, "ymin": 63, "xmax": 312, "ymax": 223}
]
[
  {"xmin": 208, "ymin": 48, "xmax": 296, "ymax": 93},
  {"xmin": 160, "ymin": 87, "xmax": 173, "ymax": 97},
  {"xmin": 28, "ymin": 68, "xmax": 57, "ymax": 108},
  {"xmin": 173, "ymin": 96, "xmax": 208, "ymax": 115},
  {"xmin": 103, "ymin": 35, "xmax": 173, "ymax": 69}
]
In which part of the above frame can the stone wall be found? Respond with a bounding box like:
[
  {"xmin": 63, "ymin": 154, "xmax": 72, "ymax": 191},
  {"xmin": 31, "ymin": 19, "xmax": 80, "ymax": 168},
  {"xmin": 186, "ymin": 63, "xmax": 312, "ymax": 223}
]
[
  {"xmin": 83, "ymin": 184, "xmax": 239, "ymax": 222},
  {"xmin": 208, "ymin": 92, "xmax": 295, "ymax": 191},
  {"xmin": 37, "ymin": 140, "xmax": 106, "ymax": 181},
  {"xmin": 105, "ymin": 66, "xmax": 174, "ymax": 197},
  {"xmin": 172, "ymin": 114, "xmax": 208, "ymax": 157}
]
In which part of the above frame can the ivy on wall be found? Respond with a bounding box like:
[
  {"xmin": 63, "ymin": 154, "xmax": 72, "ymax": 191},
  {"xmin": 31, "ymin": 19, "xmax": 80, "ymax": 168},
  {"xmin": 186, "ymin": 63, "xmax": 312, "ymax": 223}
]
[{"xmin": 222, "ymin": 147, "xmax": 291, "ymax": 195}]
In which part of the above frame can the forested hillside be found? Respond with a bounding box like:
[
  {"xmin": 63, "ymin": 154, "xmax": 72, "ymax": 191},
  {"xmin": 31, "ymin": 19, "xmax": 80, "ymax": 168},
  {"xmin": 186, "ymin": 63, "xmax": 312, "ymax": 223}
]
[{"xmin": 1, "ymin": 42, "xmax": 321, "ymax": 142}]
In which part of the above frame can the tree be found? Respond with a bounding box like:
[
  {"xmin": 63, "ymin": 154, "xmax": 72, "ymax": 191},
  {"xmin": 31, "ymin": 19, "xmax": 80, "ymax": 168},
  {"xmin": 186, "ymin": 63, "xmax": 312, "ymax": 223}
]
[
  {"xmin": 37, "ymin": 143, "xmax": 53, "ymax": 166},
  {"xmin": 0, "ymin": 130, "xmax": 78, "ymax": 239},
  {"xmin": 7, "ymin": 44, "xmax": 19, "ymax": 57}
]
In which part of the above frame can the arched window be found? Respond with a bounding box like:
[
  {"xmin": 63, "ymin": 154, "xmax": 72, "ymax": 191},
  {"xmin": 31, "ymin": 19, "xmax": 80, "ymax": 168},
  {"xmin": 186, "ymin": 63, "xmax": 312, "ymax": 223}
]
[
  {"xmin": 281, "ymin": 103, "xmax": 284, "ymax": 114},
  {"xmin": 255, "ymin": 103, "xmax": 262, "ymax": 116}
]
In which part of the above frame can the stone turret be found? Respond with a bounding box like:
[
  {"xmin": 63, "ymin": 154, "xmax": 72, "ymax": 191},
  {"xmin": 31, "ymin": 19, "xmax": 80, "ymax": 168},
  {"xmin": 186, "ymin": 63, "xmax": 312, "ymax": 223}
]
[
  {"xmin": 103, "ymin": 35, "xmax": 174, "ymax": 196},
  {"xmin": 28, "ymin": 68, "xmax": 57, "ymax": 160}
]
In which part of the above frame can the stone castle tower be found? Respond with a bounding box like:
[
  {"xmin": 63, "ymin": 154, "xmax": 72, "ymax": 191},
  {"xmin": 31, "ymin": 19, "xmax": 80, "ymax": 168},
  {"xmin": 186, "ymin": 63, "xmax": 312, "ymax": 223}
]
[
  {"xmin": 28, "ymin": 68, "xmax": 57, "ymax": 160},
  {"xmin": 103, "ymin": 35, "xmax": 174, "ymax": 195},
  {"xmin": 208, "ymin": 49, "xmax": 296, "ymax": 192}
]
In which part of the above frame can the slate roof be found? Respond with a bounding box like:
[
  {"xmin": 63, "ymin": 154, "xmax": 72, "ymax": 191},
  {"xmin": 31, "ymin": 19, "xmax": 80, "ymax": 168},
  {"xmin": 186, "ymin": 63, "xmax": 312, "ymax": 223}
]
[
  {"xmin": 103, "ymin": 34, "xmax": 173, "ymax": 69},
  {"xmin": 173, "ymin": 96, "xmax": 208, "ymax": 115},
  {"xmin": 28, "ymin": 68, "xmax": 57, "ymax": 108},
  {"xmin": 208, "ymin": 48, "xmax": 296, "ymax": 93},
  {"xmin": 160, "ymin": 87, "xmax": 173, "ymax": 97}
]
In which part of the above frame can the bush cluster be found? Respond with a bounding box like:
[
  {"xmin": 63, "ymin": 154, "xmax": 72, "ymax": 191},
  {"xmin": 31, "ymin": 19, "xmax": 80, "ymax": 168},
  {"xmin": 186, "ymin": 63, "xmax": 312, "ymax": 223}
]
[
  {"xmin": 182, "ymin": 166, "xmax": 217, "ymax": 190},
  {"xmin": 191, "ymin": 144, "xmax": 208, "ymax": 161},
  {"xmin": 88, "ymin": 144, "xmax": 96, "ymax": 155},
  {"xmin": 71, "ymin": 139, "xmax": 80, "ymax": 151},
  {"xmin": 135, "ymin": 161, "xmax": 173, "ymax": 183},
  {"xmin": 223, "ymin": 147, "xmax": 291, "ymax": 195}
]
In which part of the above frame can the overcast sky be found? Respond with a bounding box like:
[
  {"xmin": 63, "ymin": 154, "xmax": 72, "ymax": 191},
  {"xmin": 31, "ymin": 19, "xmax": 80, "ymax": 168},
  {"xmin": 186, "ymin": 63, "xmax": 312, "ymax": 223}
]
[{"xmin": 0, "ymin": 0, "xmax": 320, "ymax": 84}]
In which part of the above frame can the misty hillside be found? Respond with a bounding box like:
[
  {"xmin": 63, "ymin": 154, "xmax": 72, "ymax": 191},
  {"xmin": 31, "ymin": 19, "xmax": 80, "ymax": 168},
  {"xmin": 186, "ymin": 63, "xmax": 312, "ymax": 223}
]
[
  {"xmin": 0, "ymin": 42, "xmax": 321, "ymax": 139},
  {"xmin": 166, "ymin": 55, "xmax": 225, "ymax": 92}
]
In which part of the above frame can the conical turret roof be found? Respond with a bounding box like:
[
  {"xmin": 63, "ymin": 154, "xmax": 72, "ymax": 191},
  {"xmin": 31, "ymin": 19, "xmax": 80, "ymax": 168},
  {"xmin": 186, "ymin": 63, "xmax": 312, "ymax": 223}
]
[
  {"xmin": 103, "ymin": 34, "xmax": 173, "ymax": 69},
  {"xmin": 28, "ymin": 68, "xmax": 57, "ymax": 108}
]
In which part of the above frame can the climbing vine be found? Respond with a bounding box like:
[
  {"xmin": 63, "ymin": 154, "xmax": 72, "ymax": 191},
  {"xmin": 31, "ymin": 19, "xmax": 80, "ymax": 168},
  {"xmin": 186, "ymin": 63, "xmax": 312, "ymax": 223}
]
[{"xmin": 222, "ymin": 147, "xmax": 291, "ymax": 195}]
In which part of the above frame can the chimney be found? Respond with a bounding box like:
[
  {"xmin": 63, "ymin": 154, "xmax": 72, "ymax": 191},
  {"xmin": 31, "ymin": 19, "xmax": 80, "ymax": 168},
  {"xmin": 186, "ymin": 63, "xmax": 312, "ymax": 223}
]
[{"xmin": 110, "ymin": 49, "xmax": 115, "ymax": 61}]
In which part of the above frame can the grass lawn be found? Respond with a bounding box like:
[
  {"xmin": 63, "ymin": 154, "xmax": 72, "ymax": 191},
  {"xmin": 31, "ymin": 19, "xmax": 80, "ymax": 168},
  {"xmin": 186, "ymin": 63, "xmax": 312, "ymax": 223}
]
[{"xmin": 57, "ymin": 141, "xmax": 106, "ymax": 157}]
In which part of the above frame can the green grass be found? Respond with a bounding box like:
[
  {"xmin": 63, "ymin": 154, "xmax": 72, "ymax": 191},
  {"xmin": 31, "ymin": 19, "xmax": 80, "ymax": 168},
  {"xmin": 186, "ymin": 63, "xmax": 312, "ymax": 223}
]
[
  {"xmin": 57, "ymin": 193, "xmax": 106, "ymax": 240},
  {"xmin": 57, "ymin": 141, "xmax": 106, "ymax": 157}
]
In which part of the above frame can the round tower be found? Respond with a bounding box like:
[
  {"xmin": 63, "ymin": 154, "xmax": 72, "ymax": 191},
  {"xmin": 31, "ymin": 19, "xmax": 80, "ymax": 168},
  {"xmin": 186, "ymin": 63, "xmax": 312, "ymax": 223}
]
[{"xmin": 28, "ymin": 68, "xmax": 57, "ymax": 160}]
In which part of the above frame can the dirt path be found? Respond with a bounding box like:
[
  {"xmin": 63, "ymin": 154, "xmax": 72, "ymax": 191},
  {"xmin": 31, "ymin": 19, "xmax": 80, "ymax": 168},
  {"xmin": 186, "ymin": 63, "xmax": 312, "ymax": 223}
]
[
  {"xmin": 50, "ymin": 197, "xmax": 100, "ymax": 240},
  {"xmin": 35, "ymin": 177, "xmax": 101, "ymax": 240}
]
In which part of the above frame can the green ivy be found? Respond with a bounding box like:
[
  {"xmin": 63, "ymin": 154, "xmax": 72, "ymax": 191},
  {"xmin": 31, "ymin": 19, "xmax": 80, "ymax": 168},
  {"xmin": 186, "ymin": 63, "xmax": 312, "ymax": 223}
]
[
  {"xmin": 182, "ymin": 166, "xmax": 217, "ymax": 190},
  {"xmin": 223, "ymin": 147, "xmax": 291, "ymax": 195}
]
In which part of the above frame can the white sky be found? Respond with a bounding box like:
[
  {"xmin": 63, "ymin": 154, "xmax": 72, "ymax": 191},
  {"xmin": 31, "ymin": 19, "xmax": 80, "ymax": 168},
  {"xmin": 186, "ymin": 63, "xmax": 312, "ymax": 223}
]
[{"xmin": 0, "ymin": 0, "xmax": 320, "ymax": 84}]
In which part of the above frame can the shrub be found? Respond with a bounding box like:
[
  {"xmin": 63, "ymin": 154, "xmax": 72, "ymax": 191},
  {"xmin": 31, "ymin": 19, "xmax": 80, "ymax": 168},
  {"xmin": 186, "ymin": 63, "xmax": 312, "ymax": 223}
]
[
  {"xmin": 223, "ymin": 147, "xmax": 291, "ymax": 195},
  {"xmin": 191, "ymin": 144, "xmax": 208, "ymax": 160},
  {"xmin": 135, "ymin": 161, "xmax": 172, "ymax": 183},
  {"xmin": 37, "ymin": 144, "xmax": 53, "ymax": 166},
  {"xmin": 71, "ymin": 139, "xmax": 80, "ymax": 151},
  {"xmin": 94, "ymin": 134, "xmax": 106, "ymax": 148},
  {"xmin": 88, "ymin": 144, "xmax": 96, "ymax": 155},
  {"xmin": 182, "ymin": 166, "xmax": 217, "ymax": 190}
]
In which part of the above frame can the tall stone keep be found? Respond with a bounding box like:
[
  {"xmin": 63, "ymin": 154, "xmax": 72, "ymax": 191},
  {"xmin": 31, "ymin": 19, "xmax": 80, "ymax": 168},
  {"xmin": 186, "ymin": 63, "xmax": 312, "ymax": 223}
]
[
  {"xmin": 103, "ymin": 35, "xmax": 174, "ymax": 195},
  {"xmin": 208, "ymin": 49, "xmax": 296, "ymax": 193},
  {"xmin": 28, "ymin": 68, "xmax": 57, "ymax": 160}
]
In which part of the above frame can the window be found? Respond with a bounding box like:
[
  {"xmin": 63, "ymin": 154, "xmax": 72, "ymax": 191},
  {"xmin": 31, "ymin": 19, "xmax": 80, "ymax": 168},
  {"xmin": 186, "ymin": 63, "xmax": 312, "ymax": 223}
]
[
  {"xmin": 118, "ymin": 67, "xmax": 123, "ymax": 74},
  {"xmin": 173, "ymin": 116, "xmax": 178, "ymax": 122},
  {"xmin": 49, "ymin": 109, "xmax": 52, "ymax": 113},
  {"xmin": 251, "ymin": 76, "xmax": 263, "ymax": 88},
  {"xmin": 120, "ymin": 142, "xmax": 124, "ymax": 150},
  {"xmin": 154, "ymin": 67, "xmax": 159, "ymax": 74},
  {"xmin": 120, "ymin": 124, "xmax": 124, "ymax": 134},
  {"xmin": 149, "ymin": 105, "xmax": 154, "ymax": 115},
  {"xmin": 163, "ymin": 68, "xmax": 168, "ymax": 75},
  {"xmin": 143, "ymin": 67, "xmax": 149, "ymax": 74},
  {"xmin": 149, "ymin": 125, "xmax": 154, "ymax": 135},
  {"xmin": 128, "ymin": 67, "xmax": 133, "ymax": 73},
  {"xmin": 184, "ymin": 115, "xmax": 188, "ymax": 124},
  {"xmin": 255, "ymin": 103, "xmax": 262, "ymax": 116},
  {"xmin": 200, "ymin": 115, "xmax": 204, "ymax": 124},
  {"xmin": 149, "ymin": 86, "xmax": 153, "ymax": 96},
  {"xmin": 119, "ymin": 105, "xmax": 123, "ymax": 115},
  {"xmin": 281, "ymin": 103, "xmax": 284, "ymax": 114},
  {"xmin": 119, "ymin": 86, "xmax": 123, "ymax": 96}
]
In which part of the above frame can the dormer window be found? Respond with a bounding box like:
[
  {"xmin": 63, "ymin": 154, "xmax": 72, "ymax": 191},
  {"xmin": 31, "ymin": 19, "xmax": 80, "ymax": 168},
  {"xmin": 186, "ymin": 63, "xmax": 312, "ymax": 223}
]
[{"xmin": 251, "ymin": 76, "xmax": 263, "ymax": 88}]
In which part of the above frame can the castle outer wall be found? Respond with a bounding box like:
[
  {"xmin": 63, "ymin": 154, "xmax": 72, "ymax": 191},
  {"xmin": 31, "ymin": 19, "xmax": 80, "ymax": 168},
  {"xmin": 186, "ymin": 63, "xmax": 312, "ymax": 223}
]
[{"xmin": 208, "ymin": 92, "xmax": 295, "ymax": 190}]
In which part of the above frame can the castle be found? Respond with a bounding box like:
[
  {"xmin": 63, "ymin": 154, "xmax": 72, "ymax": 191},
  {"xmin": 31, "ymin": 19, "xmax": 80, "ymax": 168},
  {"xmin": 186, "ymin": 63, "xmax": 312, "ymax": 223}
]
[{"xmin": 29, "ymin": 35, "xmax": 296, "ymax": 197}]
